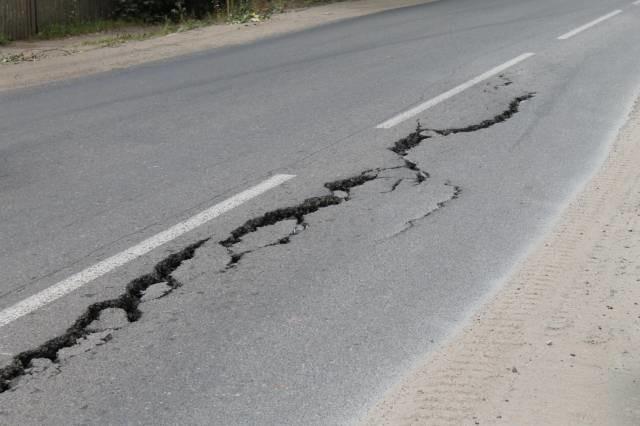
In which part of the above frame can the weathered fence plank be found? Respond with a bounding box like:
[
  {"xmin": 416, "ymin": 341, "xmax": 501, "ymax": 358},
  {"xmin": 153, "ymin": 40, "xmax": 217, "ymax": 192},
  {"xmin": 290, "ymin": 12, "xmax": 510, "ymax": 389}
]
[
  {"xmin": 1, "ymin": 0, "xmax": 36, "ymax": 40},
  {"xmin": 36, "ymin": 0, "xmax": 116, "ymax": 30},
  {"xmin": 1, "ymin": 0, "xmax": 116, "ymax": 40}
]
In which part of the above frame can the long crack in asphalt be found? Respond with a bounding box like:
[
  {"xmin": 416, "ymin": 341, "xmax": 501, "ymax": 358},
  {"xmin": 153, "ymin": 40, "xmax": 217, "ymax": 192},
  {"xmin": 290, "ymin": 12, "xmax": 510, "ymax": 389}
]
[
  {"xmin": 428, "ymin": 93, "xmax": 535, "ymax": 136},
  {"xmin": 0, "ymin": 239, "xmax": 207, "ymax": 392},
  {"xmin": 390, "ymin": 93, "xmax": 535, "ymax": 155},
  {"xmin": 0, "ymin": 93, "xmax": 534, "ymax": 394},
  {"xmin": 219, "ymin": 194, "xmax": 344, "ymax": 269}
]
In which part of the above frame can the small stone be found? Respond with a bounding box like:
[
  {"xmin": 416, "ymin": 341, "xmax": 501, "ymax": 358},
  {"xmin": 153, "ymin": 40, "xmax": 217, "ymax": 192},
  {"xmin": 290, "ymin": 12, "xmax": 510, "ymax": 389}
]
[
  {"xmin": 292, "ymin": 223, "xmax": 307, "ymax": 235},
  {"xmin": 546, "ymin": 340, "xmax": 553, "ymax": 346},
  {"xmin": 511, "ymin": 367, "xmax": 518, "ymax": 373},
  {"xmin": 28, "ymin": 358, "xmax": 53, "ymax": 373},
  {"xmin": 141, "ymin": 282, "xmax": 172, "ymax": 302},
  {"xmin": 333, "ymin": 190, "xmax": 349, "ymax": 199}
]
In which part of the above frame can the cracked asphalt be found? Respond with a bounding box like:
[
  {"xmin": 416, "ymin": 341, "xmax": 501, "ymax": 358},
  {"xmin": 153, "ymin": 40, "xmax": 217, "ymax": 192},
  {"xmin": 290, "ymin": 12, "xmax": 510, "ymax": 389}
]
[{"xmin": 1, "ymin": 0, "xmax": 640, "ymax": 424}]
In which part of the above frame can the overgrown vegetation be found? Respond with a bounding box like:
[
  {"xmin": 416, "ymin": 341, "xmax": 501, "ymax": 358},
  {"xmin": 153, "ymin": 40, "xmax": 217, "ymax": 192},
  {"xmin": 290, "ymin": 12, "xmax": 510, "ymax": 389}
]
[
  {"xmin": 32, "ymin": 1, "xmax": 277, "ymax": 41},
  {"xmin": 35, "ymin": 20, "xmax": 138, "ymax": 40},
  {"xmin": 114, "ymin": 0, "xmax": 218, "ymax": 23},
  {"xmin": 14, "ymin": 0, "xmax": 345, "ymax": 43},
  {"xmin": 112, "ymin": 0, "xmax": 344, "ymax": 24},
  {"xmin": 0, "ymin": 33, "xmax": 9, "ymax": 46}
]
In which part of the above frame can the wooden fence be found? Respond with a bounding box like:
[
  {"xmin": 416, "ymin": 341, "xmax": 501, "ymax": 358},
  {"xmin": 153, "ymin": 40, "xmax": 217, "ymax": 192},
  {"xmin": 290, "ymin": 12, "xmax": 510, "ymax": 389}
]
[
  {"xmin": 1, "ymin": 0, "xmax": 36, "ymax": 40},
  {"xmin": 1, "ymin": 0, "xmax": 117, "ymax": 40}
]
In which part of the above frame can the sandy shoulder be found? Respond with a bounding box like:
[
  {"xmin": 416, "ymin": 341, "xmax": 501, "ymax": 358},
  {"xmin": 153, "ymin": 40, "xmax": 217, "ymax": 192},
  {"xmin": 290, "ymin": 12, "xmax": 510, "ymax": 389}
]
[
  {"xmin": 361, "ymin": 99, "xmax": 640, "ymax": 425},
  {"xmin": 0, "ymin": 0, "xmax": 432, "ymax": 92}
]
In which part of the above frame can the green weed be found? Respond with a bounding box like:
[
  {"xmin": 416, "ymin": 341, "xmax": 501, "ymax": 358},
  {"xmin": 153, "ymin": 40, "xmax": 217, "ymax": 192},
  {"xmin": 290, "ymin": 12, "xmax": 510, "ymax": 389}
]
[
  {"xmin": 0, "ymin": 33, "xmax": 10, "ymax": 46},
  {"xmin": 36, "ymin": 20, "xmax": 139, "ymax": 40}
]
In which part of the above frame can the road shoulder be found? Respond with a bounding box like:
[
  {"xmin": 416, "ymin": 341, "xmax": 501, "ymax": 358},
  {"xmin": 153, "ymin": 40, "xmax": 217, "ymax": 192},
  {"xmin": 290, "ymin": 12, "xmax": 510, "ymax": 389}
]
[{"xmin": 362, "ymin": 97, "xmax": 640, "ymax": 425}]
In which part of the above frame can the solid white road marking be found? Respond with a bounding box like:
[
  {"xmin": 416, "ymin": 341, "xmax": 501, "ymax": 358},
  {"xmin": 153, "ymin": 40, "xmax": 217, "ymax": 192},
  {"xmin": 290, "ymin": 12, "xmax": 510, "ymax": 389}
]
[
  {"xmin": 376, "ymin": 53, "xmax": 535, "ymax": 129},
  {"xmin": 557, "ymin": 10, "xmax": 622, "ymax": 40},
  {"xmin": 0, "ymin": 174, "xmax": 295, "ymax": 328}
]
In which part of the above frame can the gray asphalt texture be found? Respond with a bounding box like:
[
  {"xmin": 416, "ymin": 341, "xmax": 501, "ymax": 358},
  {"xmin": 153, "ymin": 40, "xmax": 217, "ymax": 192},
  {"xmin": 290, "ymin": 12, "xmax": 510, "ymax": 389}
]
[{"xmin": 1, "ymin": 0, "xmax": 640, "ymax": 423}]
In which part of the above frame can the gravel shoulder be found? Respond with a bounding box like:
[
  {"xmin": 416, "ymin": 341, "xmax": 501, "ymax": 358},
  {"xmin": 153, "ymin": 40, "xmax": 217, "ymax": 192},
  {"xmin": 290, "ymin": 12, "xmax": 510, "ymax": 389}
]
[
  {"xmin": 0, "ymin": 0, "xmax": 432, "ymax": 92},
  {"xmin": 361, "ymin": 97, "xmax": 640, "ymax": 425}
]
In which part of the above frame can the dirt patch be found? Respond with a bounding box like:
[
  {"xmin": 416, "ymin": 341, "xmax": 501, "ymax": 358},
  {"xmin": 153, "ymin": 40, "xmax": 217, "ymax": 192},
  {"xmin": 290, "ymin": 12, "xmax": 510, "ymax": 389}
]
[
  {"xmin": 0, "ymin": 0, "xmax": 435, "ymax": 92},
  {"xmin": 361, "ymin": 98, "xmax": 640, "ymax": 425}
]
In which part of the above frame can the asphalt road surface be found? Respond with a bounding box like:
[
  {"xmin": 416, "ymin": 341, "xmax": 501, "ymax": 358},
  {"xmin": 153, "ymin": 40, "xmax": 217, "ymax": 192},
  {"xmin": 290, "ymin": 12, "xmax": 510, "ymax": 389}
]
[{"xmin": 1, "ymin": 0, "xmax": 640, "ymax": 423}]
